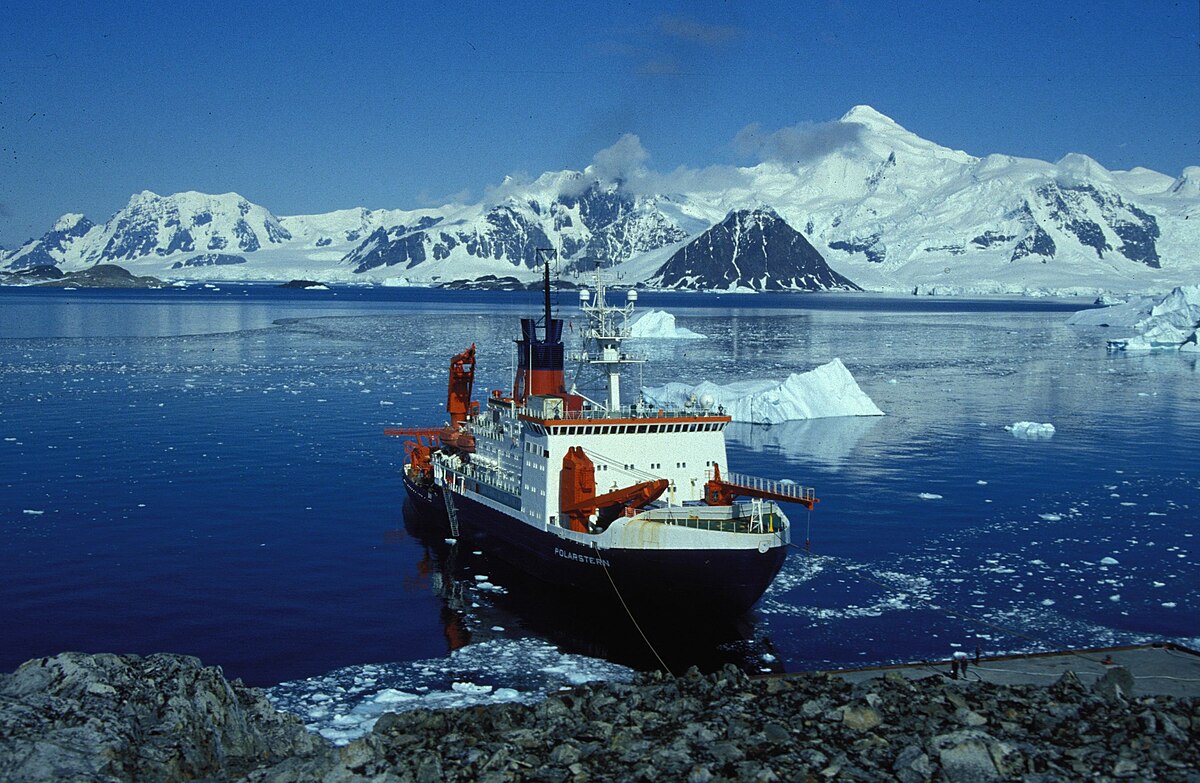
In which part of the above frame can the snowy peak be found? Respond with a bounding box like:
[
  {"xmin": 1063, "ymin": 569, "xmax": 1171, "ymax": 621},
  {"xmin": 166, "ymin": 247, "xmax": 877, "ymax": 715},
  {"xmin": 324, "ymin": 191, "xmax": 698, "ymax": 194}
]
[
  {"xmin": 649, "ymin": 207, "xmax": 861, "ymax": 291},
  {"xmin": 342, "ymin": 179, "xmax": 687, "ymax": 279},
  {"xmin": 839, "ymin": 105, "xmax": 903, "ymax": 130},
  {"xmin": 3, "ymin": 212, "xmax": 96, "ymax": 269},
  {"xmin": 52, "ymin": 213, "xmax": 89, "ymax": 232},
  {"xmin": 89, "ymin": 190, "xmax": 292, "ymax": 263}
]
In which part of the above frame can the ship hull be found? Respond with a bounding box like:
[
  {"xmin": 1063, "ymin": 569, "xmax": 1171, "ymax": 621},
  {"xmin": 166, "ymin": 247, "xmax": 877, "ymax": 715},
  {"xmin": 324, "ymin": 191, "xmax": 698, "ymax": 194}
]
[{"xmin": 403, "ymin": 472, "xmax": 786, "ymax": 617}]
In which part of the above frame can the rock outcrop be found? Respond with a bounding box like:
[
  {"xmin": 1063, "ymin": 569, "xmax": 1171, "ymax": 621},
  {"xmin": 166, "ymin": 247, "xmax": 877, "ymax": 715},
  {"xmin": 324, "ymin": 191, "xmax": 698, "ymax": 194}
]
[
  {"xmin": 0, "ymin": 653, "xmax": 319, "ymax": 783},
  {"xmin": 2, "ymin": 653, "xmax": 1197, "ymax": 782}
]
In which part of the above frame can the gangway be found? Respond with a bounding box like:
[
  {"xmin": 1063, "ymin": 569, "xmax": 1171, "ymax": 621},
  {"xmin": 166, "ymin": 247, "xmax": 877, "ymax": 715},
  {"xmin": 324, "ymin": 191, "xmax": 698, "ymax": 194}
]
[{"xmin": 704, "ymin": 464, "xmax": 818, "ymax": 509}]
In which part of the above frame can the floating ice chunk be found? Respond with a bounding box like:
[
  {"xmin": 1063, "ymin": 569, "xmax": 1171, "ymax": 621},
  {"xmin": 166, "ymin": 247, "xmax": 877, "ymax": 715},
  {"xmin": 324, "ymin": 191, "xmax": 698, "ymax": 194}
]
[
  {"xmin": 1109, "ymin": 594, "xmax": 1121, "ymax": 602},
  {"xmin": 976, "ymin": 480, "xmax": 988, "ymax": 485},
  {"xmin": 628, "ymin": 309, "xmax": 706, "ymax": 339},
  {"xmin": 1100, "ymin": 557, "xmax": 1119, "ymax": 565},
  {"xmin": 918, "ymin": 492, "xmax": 943, "ymax": 500},
  {"xmin": 451, "ymin": 682, "xmax": 493, "ymax": 695},
  {"xmin": 1161, "ymin": 602, "xmax": 1177, "ymax": 608},
  {"xmin": 642, "ymin": 359, "xmax": 883, "ymax": 423},
  {"xmin": 22, "ymin": 509, "xmax": 44, "ymax": 516},
  {"xmin": 1006, "ymin": 421, "xmax": 1055, "ymax": 439},
  {"xmin": 1071, "ymin": 285, "xmax": 1200, "ymax": 351},
  {"xmin": 1039, "ymin": 513, "xmax": 1062, "ymax": 521},
  {"xmin": 1041, "ymin": 599, "xmax": 1056, "ymax": 606}
]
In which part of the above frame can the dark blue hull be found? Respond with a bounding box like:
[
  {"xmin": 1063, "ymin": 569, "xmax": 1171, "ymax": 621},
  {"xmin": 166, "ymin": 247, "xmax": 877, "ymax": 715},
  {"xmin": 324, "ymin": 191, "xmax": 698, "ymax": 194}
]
[{"xmin": 403, "ymin": 473, "xmax": 786, "ymax": 617}]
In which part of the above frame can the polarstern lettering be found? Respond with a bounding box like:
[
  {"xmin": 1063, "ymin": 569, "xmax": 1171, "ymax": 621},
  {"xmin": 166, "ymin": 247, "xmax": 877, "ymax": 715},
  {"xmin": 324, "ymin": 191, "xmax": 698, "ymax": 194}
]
[{"xmin": 554, "ymin": 547, "xmax": 610, "ymax": 567}]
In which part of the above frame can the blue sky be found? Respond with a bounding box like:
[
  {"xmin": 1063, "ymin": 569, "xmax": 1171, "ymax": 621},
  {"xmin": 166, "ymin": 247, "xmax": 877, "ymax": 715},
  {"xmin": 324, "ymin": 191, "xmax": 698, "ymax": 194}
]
[{"xmin": 1, "ymin": 1, "xmax": 1197, "ymax": 245}]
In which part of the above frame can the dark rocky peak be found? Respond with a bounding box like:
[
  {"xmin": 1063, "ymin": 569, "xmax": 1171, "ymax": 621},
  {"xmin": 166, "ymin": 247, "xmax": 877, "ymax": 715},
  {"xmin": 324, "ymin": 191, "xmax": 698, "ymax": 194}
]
[{"xmin": 651, "ymin": 207, "xmax": 861, "ymax": 291}]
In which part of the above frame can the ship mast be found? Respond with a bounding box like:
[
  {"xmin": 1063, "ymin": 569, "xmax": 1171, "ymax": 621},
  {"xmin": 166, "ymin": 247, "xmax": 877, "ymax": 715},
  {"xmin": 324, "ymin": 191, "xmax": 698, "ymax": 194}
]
[{"xmin": 577, "ymin": 273, "xmax": 644, "ymax": 412}]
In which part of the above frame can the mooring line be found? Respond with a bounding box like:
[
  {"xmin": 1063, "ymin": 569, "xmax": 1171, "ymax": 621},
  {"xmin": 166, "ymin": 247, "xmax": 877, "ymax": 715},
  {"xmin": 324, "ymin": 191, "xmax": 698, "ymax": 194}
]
[{"xmin": 599, "ymin": 558, "xmax": 674, "ymax": 675}]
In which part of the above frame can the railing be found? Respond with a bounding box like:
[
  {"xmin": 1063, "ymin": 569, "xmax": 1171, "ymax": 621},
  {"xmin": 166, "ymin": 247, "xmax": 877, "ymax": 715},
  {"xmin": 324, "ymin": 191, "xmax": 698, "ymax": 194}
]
[
  {"xmin": 646, "ymin": 502, "xmax": 783, "ymax": 535},
  {"xmin": 519, "ymin": 404, "xmax": 729, "ymax": 423},
  {"xmin": 436, "ymin": 457, "xmax": 521, "ymax": 499},
  {"xmin": 713, "ymin": 470, "xmax": 817, "ymax": 505}
]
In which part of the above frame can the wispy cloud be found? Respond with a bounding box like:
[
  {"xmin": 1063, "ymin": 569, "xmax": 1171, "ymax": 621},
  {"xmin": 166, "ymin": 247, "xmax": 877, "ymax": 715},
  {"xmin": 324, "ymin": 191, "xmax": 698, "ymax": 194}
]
[
  {"xmin": 658, "ymin": 15, "xmax": 741, "ymax": 46},
  {"xmin": 733, "ymin": 120, "xmax": 866, "ymax": 164}
]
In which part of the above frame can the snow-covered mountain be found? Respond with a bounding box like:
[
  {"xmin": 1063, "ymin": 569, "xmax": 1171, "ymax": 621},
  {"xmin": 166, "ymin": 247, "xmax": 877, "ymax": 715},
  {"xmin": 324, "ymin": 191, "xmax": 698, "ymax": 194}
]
[
  {"xmin": 6, "ymin": 106, "xmax": 1198, "ymax": 294},
  {"xmin": 649, "ymin": 208, "xmax": 860, "ymax": 291}
]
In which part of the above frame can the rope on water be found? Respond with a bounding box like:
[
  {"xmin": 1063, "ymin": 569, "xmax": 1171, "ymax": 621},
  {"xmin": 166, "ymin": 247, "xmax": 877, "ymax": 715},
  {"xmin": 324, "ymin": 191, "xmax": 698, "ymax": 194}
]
[{"xmin": 599, "ymin": 556, "xmax": 673, "ymax": 675}]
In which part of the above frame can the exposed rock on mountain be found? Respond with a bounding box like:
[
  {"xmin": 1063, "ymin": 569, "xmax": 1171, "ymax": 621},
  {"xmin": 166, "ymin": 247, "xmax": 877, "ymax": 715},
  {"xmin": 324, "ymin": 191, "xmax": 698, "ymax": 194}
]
[{"xmin": 649, "ymin": 208, "xmax": 861, "ymax": 291}]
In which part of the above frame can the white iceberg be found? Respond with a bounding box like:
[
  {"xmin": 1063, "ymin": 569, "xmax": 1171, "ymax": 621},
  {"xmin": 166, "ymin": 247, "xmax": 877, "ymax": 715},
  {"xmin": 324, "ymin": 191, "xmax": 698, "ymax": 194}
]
[
  {"xmin": 1006, "ymin": 421, "xmax": 1055, "ymax": 439},
  {"xmin": 642, "ymin": 358, "xmax": 883, "ymax": 424},
  {"xmin": 1069, "ymin": 285, "xmax": 1200, "ymax": 351},
  {"xmin": 628, "ymin": 309, "xmax": 706, "ymax": 340}
]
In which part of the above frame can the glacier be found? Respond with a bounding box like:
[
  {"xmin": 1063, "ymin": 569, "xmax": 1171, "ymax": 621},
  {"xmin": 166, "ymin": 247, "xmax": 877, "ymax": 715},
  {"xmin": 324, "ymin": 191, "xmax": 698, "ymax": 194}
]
[{"xmin": 641, "ymin": 358, "xmax": 883, "ymax": 424}]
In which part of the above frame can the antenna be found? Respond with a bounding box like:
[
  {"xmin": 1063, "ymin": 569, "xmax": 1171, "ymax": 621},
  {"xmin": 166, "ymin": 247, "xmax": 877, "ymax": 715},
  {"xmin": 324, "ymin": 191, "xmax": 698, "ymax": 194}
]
[{"xmin": 536, "ymin": 247, "xmax": 557, "ymax": 334}]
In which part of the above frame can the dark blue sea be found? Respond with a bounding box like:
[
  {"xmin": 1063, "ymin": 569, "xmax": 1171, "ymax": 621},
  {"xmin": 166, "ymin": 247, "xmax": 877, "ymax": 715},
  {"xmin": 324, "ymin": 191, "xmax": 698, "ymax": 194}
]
[{"xmin": 2, "ymin": 285, "xmax": 1196, "ymax": 742}]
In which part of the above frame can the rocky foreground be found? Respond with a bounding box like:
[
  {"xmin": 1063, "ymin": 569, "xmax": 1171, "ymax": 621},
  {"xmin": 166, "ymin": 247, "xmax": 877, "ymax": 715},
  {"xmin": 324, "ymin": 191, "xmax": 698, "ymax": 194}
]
[{"xmin": 1, "ymin": 653, "xmax": 1197, "ymax": 782}]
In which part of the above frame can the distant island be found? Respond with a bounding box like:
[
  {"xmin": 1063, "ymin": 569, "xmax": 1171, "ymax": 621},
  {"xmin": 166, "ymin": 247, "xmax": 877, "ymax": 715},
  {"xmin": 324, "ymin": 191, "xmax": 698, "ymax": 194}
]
[{"xmin": 0, "ymin": 263, "xmax": 168, "ymax": 289}]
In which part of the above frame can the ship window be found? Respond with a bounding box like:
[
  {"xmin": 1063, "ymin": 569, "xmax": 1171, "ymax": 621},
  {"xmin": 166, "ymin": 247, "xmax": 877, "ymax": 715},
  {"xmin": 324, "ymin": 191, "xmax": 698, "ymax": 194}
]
[
  {"xmin": 543, "ymin": 449, "xmax": 549, "ymax": 457},
  {"xmin": 637, "ymin": 425, "xmax": 647, "ymax": 434}
]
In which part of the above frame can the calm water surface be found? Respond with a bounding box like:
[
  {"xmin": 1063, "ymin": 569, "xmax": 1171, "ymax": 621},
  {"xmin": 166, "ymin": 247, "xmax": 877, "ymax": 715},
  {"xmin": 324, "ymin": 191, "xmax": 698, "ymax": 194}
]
[{"xmin": 1, "ymin": 286, "xmax": 1196, "ymax": 696}]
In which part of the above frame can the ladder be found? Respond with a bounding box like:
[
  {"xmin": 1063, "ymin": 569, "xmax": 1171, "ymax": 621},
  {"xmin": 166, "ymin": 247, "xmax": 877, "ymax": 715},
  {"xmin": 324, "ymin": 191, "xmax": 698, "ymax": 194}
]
[{"xmin": 443, "ymin": 485, "xmax": 460, "ymax": 538}]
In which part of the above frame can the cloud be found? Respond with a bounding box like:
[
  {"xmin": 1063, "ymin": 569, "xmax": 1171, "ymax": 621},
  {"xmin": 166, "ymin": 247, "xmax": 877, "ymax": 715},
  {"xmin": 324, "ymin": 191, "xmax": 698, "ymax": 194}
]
[
  {"xmin": 734, "ymin": 120, "xmax": 866, "ymax": 164},
  {"xmin": 588, "ymin": 134, "xmax": 651, "ymax": 184},
  {"xmin": 658, "ymin": 15, "xmax": 741, "ymax": 46}
]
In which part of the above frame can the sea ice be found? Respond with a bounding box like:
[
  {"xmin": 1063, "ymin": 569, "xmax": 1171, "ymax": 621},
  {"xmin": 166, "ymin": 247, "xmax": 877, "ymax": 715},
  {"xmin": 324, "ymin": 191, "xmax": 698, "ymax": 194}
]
[
  {"xmin": 1006, "ymin": 421, "xmax": 1055, "ymax": 439},
  {"xmin": 1100, "ymin": 557, "xmax": 1120, "ymax": 565},
  {"xmin": 919, "ymin": 492, "xmax": 943, "ymax": 500},
  {"xmin": 642, "ymin": 359, "xmax": 883, "ymax": 424},
  {"xmin": 628, "ymin": 309, "xmax": 706, "ymax": 340}
]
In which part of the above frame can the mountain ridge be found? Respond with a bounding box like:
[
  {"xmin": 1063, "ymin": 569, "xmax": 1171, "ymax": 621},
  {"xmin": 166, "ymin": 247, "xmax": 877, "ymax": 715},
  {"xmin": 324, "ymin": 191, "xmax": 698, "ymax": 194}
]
[{"xmin": 5, "ymin": 106, "xmax": 1198, "ymax": 294}]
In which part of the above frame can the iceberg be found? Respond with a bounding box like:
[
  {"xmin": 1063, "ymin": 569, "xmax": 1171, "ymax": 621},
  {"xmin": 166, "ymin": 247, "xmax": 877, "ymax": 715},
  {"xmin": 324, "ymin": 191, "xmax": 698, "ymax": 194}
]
[
  {"xmin": 1006, "ymin": 421, "xmax": 1055, "ymax": 439},
  {"xmin": 1069, "ymin": 285, "xmax": 1200, "ymax": 351},
  {"xmin": 628, "ymin": 309, "xmax": 706, "ymax": 339},
  {"xmin": 642, "ymin": 358, "xmax": 883, "ymax": 424}
]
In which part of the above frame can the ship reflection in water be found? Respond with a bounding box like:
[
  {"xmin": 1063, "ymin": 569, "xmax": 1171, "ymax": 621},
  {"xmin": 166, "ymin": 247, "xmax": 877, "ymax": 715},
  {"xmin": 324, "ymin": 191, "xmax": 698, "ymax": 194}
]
[{"xmin": 400, "ymin": 500, "xmax": 785, "ymax": 675}]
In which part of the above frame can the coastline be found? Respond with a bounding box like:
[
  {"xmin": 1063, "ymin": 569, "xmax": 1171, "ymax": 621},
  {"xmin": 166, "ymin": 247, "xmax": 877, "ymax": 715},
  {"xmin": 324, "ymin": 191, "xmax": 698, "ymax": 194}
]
[{"xmin": 3, "ymin": 648, "xmax": 1196, "ymax": 782}]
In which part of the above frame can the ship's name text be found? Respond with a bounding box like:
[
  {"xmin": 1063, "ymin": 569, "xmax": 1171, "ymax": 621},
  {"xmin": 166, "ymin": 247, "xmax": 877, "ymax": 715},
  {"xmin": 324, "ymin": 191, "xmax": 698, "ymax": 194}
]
[{"xmin": 554, "ymin": 547, "xmax": 610, "ymax": 567}]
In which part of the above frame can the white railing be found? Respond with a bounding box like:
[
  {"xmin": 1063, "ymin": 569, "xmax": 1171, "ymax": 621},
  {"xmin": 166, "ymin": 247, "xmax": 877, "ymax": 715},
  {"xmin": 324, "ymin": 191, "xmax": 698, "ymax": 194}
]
[{"xmin": 713, "ymin": 470, "xmax": 817, "ymax": 505}]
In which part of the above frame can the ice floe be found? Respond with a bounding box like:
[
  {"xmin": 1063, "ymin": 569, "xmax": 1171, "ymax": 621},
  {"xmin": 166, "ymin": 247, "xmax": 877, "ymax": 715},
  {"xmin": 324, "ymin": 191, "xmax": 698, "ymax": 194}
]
[
  {"xmin": 1006, "ymin": 421, "xmax": 1055, "ymax": 439},
  {"xmin": 627, "ymin": 309, "xmax": 706, "ymax": 340},
  {"xmin": 266, "ymin": 638, "xmax": 634, "ymax": 746},
  {"xmin": 642, "ymin": 359, "xmax": 883, "ymax": 424}
]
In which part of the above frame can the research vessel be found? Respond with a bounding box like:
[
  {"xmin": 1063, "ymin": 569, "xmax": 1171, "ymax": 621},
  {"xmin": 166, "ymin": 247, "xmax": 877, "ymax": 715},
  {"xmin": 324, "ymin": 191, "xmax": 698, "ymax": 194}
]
[{"xmin": 392, "ymin": 265, "xmax": 817, "ymax": 617}]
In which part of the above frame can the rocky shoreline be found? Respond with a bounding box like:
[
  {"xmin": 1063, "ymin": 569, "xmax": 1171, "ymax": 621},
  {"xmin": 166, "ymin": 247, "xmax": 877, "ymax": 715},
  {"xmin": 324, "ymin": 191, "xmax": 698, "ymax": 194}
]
[{"xmin": 1, "ymin": 652, "xmax": 1196, "ymax": 782}]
